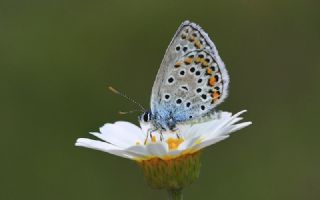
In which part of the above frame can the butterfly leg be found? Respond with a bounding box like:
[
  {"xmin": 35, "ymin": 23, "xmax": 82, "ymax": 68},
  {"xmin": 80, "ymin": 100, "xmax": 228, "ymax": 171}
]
[
  {"xmin": 144, "ymin": 128, "xmax": 158, "ymax": 145},
  {"xmin": 159, "ymin": 130, "xmax": 164, "ymax": 141},
  {"xmin": 172, "ymin": 127, "xmax": 181, "ymax": 139}
]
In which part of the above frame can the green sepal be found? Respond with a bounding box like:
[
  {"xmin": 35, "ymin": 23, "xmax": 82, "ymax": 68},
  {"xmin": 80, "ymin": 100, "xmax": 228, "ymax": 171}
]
[{"xmin": 137, "ymin": 152, "xmax": 201, "ymax": 190}]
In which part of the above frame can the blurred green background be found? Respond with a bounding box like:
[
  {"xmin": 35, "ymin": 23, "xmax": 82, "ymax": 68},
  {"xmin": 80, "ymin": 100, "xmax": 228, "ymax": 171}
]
[{"xmin": 1, "ymin": 0, "xmax": 319, "ymax": 199}]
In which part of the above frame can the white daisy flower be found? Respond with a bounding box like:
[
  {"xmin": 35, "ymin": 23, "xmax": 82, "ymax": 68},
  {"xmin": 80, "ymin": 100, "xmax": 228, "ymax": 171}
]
[
  {"xmin": 75, "ymin": 110, "xmax": 251, "ymax": 161},
  {"xmin": 75, "ymin": 110, "xmax": 251, "ymax": 194}
]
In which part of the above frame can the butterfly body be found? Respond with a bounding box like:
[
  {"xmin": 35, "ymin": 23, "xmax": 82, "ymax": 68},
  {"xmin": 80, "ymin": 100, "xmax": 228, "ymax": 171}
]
[{"xmin": 139, "ymin": 21, "xmax": 229, "ymax": 131}]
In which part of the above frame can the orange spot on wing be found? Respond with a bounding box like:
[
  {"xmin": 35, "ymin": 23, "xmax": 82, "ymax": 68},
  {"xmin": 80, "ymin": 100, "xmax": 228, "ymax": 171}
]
[
  {"xmin": 201, "ymin": 61, "xmax": 209, "ymax": 68},
  {"xmin": 206, "ymin": 68, "xmax": 213, "ymax": 75},
  {"xmin": 211, "ymin": 91, "xmax": 220, "ymax": 103},
  {"xmin": 213, "ymin": 91, "xmax": 220, "ymax": 99},
  {"xmin": 194, "ymin": 57, "xmax": 203, "ymax": 64},
  {"xmin": 184, "ymin": 58, "xmax": 193, "ymax": 65},
  {"xmin": 188, "ymin": 35, "xmax": 195, "ymax": 42},
  {"xmin": 208, "ymin": 77, "xmax": 216, "ymax": 86},
  {"xmin": 194, "ymin": 40, "xmax": 202, "ymax": 49},
  {"xmin": 174, "ymin": 61, "xmax": 183, "ymax": 68}
]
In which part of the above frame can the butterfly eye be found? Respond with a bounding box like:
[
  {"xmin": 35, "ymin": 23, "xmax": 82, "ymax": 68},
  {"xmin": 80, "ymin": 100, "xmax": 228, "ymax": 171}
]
[{"xmin": 142, "ymin": 112, "xmax": 151, "ymax": 122}]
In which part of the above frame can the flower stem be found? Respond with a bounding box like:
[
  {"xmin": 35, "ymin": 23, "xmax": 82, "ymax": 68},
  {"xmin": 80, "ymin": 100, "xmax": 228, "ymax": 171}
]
[{"xmin": 167, "ymin": 189, "xmax": 183, "ymax": 200}]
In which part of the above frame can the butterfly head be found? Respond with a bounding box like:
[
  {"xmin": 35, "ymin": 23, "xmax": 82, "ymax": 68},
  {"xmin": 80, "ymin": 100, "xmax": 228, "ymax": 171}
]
[{"xmin": 139, "ymin": 109, "xmax": 178, "ymax": 131}]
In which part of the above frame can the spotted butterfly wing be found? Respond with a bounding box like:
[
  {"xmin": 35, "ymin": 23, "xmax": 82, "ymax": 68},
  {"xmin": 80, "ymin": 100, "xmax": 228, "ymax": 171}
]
[{"xmin": 150, "ymin": 20, "xmax": 229, "ymax": 130}]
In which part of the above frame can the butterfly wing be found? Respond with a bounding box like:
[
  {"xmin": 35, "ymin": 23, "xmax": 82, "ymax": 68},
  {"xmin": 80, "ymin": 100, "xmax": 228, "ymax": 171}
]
[{"xmin": 150, "ymin": 21, "xmax": 229, "ymax": 128}]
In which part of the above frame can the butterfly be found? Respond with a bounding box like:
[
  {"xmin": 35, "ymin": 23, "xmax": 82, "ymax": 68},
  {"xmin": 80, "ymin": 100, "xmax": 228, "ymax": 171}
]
[{"xmin": 138, "ymin": 21, "xmax": 229, "ymax": 133}]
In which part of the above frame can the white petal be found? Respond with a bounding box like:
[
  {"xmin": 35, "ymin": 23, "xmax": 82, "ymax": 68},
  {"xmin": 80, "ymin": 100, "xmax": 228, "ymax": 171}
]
[
  {"xmin": 192, "ymin": 136, "xmax": 229, "ymax": 151},
  {"xmin": 146, "ymin": 142, "xmax": 169, "ymax": 157},
  {"xmin": 114, "ymin": 121, "xmax": 144, "ymax": 137},
  {"xmin": 181, "ymin": 125, "xmax": 202, "ymax": 139},
  {"xmin": 166, "ymin": 149, "xmax": 184, "ymax": 157},
  {"xmin": 182, "ymin": 110, "xmax": 251, "ymax": 151},
  {"xmin": 126, "ymin": 145, "xmax": 149, "ymax": 157},
  {"xmin": 182, "ymin": 112, "xmax": 231, "ymax": 139},
  {"xmin": 206, "ymin": 111, "xmax": 248, "ymax": 137},
  {"xmin": 178, "ymin": 136, "xmax": 202, "ymax": 151},
  {"xmin": 228, "ymin": 122, "xmax": 252, "ymax": 133},
  {"xmin": 96, "ymin": 121, "xmax": 144, "ymax": 148},
  {"xmin": 139, "ymin": 122, "xmax": 152, "ymax": 135},
  {"xmin": 75, "ymin": 138, "xmax": 133, "ymax": 159},
  {"xmin": 223, "ymin": 111, "xmax": 233, "ymax": 117},
  {"xmin": 223, "ymin": 110, "xmax": 248, "ymax": 128}
]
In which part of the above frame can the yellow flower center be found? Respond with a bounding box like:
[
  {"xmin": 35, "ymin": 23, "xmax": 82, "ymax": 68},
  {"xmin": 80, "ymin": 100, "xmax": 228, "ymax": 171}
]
[{"xmin": 166, "ymin": 137, "xmax": 184, "ymax": 150}]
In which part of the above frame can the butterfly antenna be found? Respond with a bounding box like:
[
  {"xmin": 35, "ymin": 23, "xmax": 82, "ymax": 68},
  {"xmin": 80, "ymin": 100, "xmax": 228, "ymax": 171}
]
[
  {"xmin": 108, "ymin": 86, "xmax": 146, "ymax": 112},
  {"xmin": 118, "ymin": 110, "xmax": 141, "ymax": 115}
]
